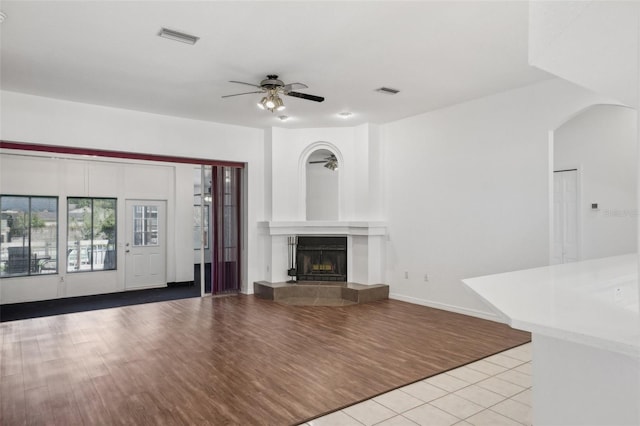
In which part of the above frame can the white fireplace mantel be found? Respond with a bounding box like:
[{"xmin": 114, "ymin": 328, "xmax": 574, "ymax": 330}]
[
  {"xmin": 259, "ymin": 221, "xmax": 387, "ymax": 285},
  {"xmin": 259, "ymin": 221, "xmax": 387, "ymax": 237}
]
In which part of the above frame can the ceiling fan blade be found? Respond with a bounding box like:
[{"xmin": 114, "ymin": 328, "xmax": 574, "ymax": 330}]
[
  {"xmin": 286, "ymin": 91, "xmax": 325, "ymax": 102},
  {"xmin": 283, "ymin": 82, "xmax": 308, "ymax": 92},
  {"xmin": 221, "ymin": 91, "xmax": 264, "ymax": 98},
  {"xmin": 229, "ymin": 80, "xmax": 263, "ymax": 89}
]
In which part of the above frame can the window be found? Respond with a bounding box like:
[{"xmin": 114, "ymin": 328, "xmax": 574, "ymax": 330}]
[
  {"xmin": 67, "ymin": 198, "xmax": 116, "ymax": 272},
  {"xmin": 0, "ymin": 195, "xmax": 58, "ymax": 277},
  {"xmin": 132, "ymin": 205, "xmax": 157, "ymax": 246},
  {"xmin": 193, "ymin": 166, "xmax": 212, "ymax": 250},
  {"xmin": 193, "ymin": 205, "xmax": 209, "ymax": 249}
]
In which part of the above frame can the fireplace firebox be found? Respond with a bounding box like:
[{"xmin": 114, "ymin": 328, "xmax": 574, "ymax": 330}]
[{"xmin": 296, "ymin": 236, "xmax": 347, "ymax": 282}]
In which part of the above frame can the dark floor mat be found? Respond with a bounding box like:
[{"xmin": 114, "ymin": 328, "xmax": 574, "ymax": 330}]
[{"xmin": 0, "ymin": 284, "xmax": 200, "ymax": 322}]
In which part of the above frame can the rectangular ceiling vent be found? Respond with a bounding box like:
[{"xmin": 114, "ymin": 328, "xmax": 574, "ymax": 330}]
[
  {"xmin": 158, "ymin": 28, "xmax": 200, "ymax": 45},
  {"xmin": 375, "ymin": 87, "xmax": 400, "ymax": 95}
]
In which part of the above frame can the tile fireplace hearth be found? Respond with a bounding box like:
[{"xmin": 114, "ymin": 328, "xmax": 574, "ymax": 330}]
[{"xmin": 253, "ymin": 281, "xmax": 389, "ymax": 306}]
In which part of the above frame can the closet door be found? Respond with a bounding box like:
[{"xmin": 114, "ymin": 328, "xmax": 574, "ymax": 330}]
[{"xmin": 553, "ymin": 170, "xmax": 579, "ymax": 264}]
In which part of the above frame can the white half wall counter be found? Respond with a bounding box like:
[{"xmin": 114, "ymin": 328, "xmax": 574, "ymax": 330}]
[{"xmin": 463, "ymin": 254, "xmax": 640, "ymax": 425}]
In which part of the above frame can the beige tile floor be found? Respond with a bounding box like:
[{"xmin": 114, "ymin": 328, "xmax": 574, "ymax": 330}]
[{"xmin": 304, "ymin": 343, "xmax": 532, "ymax": 426}]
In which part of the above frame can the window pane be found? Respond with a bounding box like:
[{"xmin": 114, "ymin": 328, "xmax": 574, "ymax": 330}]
[
  {"xmin": 1, "ymin": 196, "xmax": 30, "ymax": 276},
  {"xmin": 93, "ymin": 199, "xmax": 116, "ymax": 271},
  {"xmin": 193, "ymin": 206, "xmax": 201, "ymax": 249},
  {"xmin": 133, "ymin": 205, "xmax": 158, "ymax": 247},
  {"xmin": 193, "ymin": 205, "xmax": 209, "ymax": 249},
  {"xmin": 30, "ymin": 197, "xmax": 58, "ymax": 275},
  {"xmin": 68, "ymin": 197, "xmax": 116, "ymax": 272},
  {"xmin": 68, "ymin": 198, "xmax": 91, "ymax": 272},
  {"xmin": 1, "ymin": 196, "xmax": 58, "ymax": 278}
]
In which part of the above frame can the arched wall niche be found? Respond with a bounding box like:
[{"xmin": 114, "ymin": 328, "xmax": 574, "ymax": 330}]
[{"xmin": 298, "ymin": 141, "xmax": 344, "ymax": 221}]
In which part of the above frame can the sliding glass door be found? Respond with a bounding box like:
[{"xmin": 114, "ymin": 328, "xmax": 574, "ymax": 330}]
[{"xmin": 212, "ymin": 166, "xmax": 241, "ymax": 294}]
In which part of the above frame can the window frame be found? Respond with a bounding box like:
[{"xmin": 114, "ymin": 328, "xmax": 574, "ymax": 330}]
[
  {"xmin": 66, "ymin": 197, "xmax": 117, "ymax": 273},
  {"xmin": 0, "ymin": 194, "xmax": 59, "ymax": 278}
]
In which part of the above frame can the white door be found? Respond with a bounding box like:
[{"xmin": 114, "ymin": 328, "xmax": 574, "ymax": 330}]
[
  {"xmin": 125, "ymin": 200, "xmax": 167, "ymax": 289},
  {"xmin": 552, "ymin": 170, "xmax": 579, "ymax": 264}
]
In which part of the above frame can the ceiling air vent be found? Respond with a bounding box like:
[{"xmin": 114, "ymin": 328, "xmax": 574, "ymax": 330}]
[
  {"xmin": 375, "ymin": 87, "xmax": 400, "ymax": 95},
  {"xmin": 158, "ymin": 28, "xmax": 200, "ymax": 45}
]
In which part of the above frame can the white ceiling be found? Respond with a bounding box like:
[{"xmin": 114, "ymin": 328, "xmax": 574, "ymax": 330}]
[{"xmin": 0, "ymin": 1, "xmax": 552, "ymax": 129}]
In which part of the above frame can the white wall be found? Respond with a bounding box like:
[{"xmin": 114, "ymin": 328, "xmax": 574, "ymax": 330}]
[
  {"xmin": 0, "ymin": 153, "xmax": 191, "ymax": 303},
  {"xmin": 529, "ymin": 1, "xmax": 639, "ymax": 108},
  {"xmin": 270, "ymin": 127, "xmax": 352, "ymax": 221},
  {"xmin": 381, "ymin": 78, "xmax": 617, "ymax": 319},
  {"xmin": 554, "ymin": 104, "xmax": 637, "ymax": 260},
  {"xmin": 1, "ymin": 90, "xmax": 265, "ymax": 298},
  {"xmin": 269, "ymin": 124, "xmax": 382, "ymax": 222},
  {"xmin": 367, "ymin": 124, "xmax": 384, "ymax": 220}
]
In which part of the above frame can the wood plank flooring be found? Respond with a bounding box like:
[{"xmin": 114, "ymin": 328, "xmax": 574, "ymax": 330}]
[{"xmin": 0, "ymin": 295, "xmax": 530, "ymax": 425}]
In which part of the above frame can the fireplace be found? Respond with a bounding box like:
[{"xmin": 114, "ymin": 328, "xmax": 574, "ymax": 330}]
[{"xmin": 296, "ymin": 236, "xmax": 347, "ymax": 282}]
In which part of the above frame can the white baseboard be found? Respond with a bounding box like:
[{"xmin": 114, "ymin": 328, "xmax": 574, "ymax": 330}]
[
  {"xmin": 124, "ymin": 283, "xmax": 167, "ymax": 292},
  {"xmin": 389, "ymin": 293, "xmax": 505, "ymax": 323}
]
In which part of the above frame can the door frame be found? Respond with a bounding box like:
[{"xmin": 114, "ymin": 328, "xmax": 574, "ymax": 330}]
[
  {"xmin": 550, "ymin": 167, "xmax": 582, "ymax": 264},
  {"xmin": 124, "ymin": 198, "xmax": 168, "ymax": 290}
]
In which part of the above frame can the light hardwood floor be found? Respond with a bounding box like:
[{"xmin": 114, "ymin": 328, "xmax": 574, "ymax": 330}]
[{"xmin": 0, "ymin": 295, "xmax": 530, "ymax": 425}]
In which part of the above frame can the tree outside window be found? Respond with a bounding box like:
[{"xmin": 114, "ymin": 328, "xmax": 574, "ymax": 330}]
[{"xmin": 67, "ymin": 198, "xmax": 116, "ymax": 272}]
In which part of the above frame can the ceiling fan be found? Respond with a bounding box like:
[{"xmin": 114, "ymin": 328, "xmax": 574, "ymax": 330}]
[
  {"xmin": 309, "ymin": 154, "xmax": 338, "ymax": 171},
  {"xmin": 222, "ymin": 75, "xmax": 325, "ymax": 112}
]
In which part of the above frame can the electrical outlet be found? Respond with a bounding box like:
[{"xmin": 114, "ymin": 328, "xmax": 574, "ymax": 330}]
[
  {"xmin": 404, "ymin": 271, "xmax": 409, "ymax": 279},
  {"xmin": 424, "ymin": 274, "xmax": 429, "ymax": 282}
]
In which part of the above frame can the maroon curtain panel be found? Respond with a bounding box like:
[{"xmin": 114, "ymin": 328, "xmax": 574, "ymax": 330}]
[{"xmin": 212, "ymin": 166, "xmax": 242, "ymax": 294}]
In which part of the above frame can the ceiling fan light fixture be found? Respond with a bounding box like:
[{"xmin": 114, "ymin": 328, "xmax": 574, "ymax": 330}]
[
  {"xmin": 265, "ymin": 98, "xmax": 276, "ymax": 109},
  {"xmin": 324, "ymin": 160, "xmax": 338, "ymax": 171},
  {"xmin": 223, "ymin": 75, "xmax": 323, "ymax": 113},
  {"xmin": 257, "ymin": 91, "xmax": 285, "ymax": 113}
]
